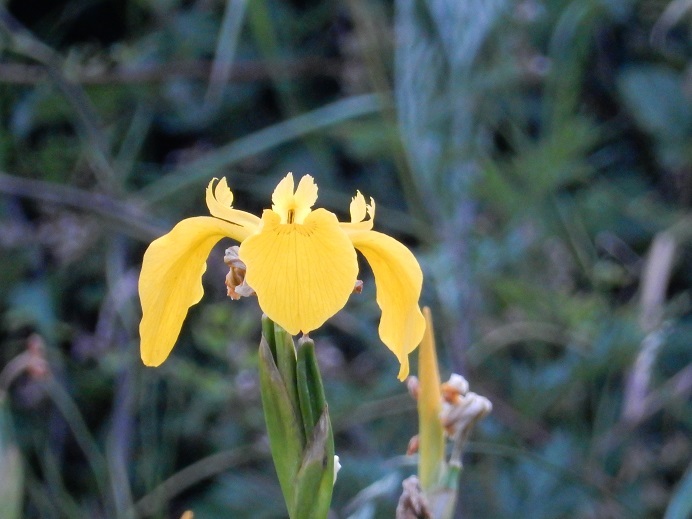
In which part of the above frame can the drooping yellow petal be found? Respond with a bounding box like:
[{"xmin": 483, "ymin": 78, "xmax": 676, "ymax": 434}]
[
  {"xmin": 347, "ymin": 229, "xmax": 425, "ymax": 380},
  {"xmin": 417, "ymin": 307, "xmax": 445, "ymax": 491},
  {"xmin": 205, "ymin": 178, "xmax": 261, "ymax": 234},
  {"xmin": 238, "ymin": 208, "xmax": 358, "ymax": 335},
  {"xmin": 139, "ymin": 216, "xmax": 248, "ymax": 366}
]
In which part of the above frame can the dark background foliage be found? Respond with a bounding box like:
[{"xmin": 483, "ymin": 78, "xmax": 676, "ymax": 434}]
[{"xmin": 0, "ymin": 0, "xmax": 690, "ymax": 518}]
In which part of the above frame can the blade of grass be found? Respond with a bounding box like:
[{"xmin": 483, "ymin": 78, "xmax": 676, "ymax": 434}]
[
  {"xmin": 204, "ymin": 0, "xmax": 249, "ymax": 108},
  {"xmin": 131, "ymin": 445, "xmax": 265, "ymax": 517},
  {"xmin": 114, "ymin": 103, "xmax": 154, "ymax": 184},
  {"xmin": 136, "ymin": 94, "xmax": 385, "ymax": 205},
  {"xmin": 246, "ymin": 0, "xmax": 301, "ymax": 117}
]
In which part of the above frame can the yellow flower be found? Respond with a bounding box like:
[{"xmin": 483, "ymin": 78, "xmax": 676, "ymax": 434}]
[{"xmin": 138, "ymin": 173, "xmax": 426, "ymax": 380}]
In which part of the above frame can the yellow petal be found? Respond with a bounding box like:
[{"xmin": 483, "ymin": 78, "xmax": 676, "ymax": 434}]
[
  {"xmin": 293, "ymin": 174, "xmax": 318, "ymax": 212},
  {"xmin": 139, "ymin": 216, "xmax": 247, "ymax": 366},
  {"xmin": 238, "ymin": 208, "xmax": 358, "ymax": 335},
  {"xmin": 347, "ymin": 230, "xmax": 425, "ymax": 380},
  {"xmin": 342, "ymin": 191, "xmax": 375, "ymax": 232},
  {"xmin": 350, "ymin": 191, "xmax": 367, "ymax": 223},
  {"xmin": 205, "ymin": 178, "xmax": 261, "ymax": 234},
  {"xmin": 271, "ymin": 172, "xmax": 295, "ymax": 208},
  {"xmin": 271, "ymin": 173, "xmax": 318, "ymax": 224},
  {"xmin": 212, "ymin": 177, "xmax": 233, "ymax": 206},
  {"xmin": 417, "ymin": 307, "xmax": 445, "ymax": 491}
]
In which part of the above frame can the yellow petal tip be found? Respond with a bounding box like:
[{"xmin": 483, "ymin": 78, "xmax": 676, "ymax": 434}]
[{"xmin": 397, "ymin": 359, "xmax": 410, "ymax": 381}]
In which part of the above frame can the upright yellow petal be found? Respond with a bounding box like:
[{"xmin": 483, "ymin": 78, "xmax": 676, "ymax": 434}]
[
  {"xmin": 349, "ymin": 191, "xmax": 367, "ymax": 223},
  {"xmin": 293, "ymin": 174, "xmax": 318, "ymax": 210},
  {"xmin": 271, "ymin": 173, "xmax": 318, "ymax": 224},
  {"xmin": 205, "ymin": 178, "xmax": 261, "ymax": 233},
  {"xmin": 347, "ymin": 230, "xmax": 425, "ymax": 380},
  {"xmin": 418, "ymin": 307, "xmax": 445, "ymax": 491},
  {"xmin": 271, "ymin": 172, "xmax": 295, "ymax": 208},
  {"xmin": 239, "ymin": 208, "xmax": 358, "ymax": 335},
  {"xmin": 139, "ymin": 216, "xmax": 248, "ymax": 366},
  {"xmin": 341, "ymin": 191, "xmax": 375, "ymax": 232}
]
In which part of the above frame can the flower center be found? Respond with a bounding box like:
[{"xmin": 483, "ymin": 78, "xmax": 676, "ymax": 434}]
[{"xmin": 276, "ymin": 202, "xmax": 310, "ymax": 225}]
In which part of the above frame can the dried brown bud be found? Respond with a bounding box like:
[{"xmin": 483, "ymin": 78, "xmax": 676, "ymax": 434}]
[
  {"xmin": 406, "ymin": 376, "xmax": 420, "ymax": 400},
  {"xmin": 441, "ymin": 373, "xmax": 469, "ymax": 404},
  {"xmin": 396, "ymin": 476, "xmax": 431, "ymax": 519},
  {"xmin": 406, "ymin": 435, "xmax": 420, "ymax": 455},
  {"xmin": 440, "ymin": 383, "xmax": 492, "ymax": 439},
  {"xmin": 26, "ymin": 334, "xmax": 49, "ymax": 380},
  {"xmin": 224, "ymin": 246, "xmax": 255, "ymax": 299}
]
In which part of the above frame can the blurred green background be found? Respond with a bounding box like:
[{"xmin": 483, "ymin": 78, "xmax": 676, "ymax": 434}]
[{"xmin": 0, "ymin": 0, "xmax": 690, "ymax": 518}]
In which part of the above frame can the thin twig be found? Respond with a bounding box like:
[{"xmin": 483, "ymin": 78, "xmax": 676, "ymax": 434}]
[
  {"xmin": 622, "ymin": 231, "xmax": 678, "ymax": 422},
  {"xmin": 0, "ymin": 171, "xmax": 164, "ymax": 241},
  {"xmin": 39, "ymin": 377, "xmax": 117, "ymax": 518},
  {"xmin": 467, "ymin": 320, "xmax": 591, "ymax": 365},
  {"xmin": 599, "ymin": 363, "xmax": 692, "ymax": 453},
  {"xmin": 466, "ymin": 441, "xmax": 635, "ymax": 515},
  {"xmin": 131, "ymin": 445, "xmax": 266, "ymax": 517},
  {"xmin": 0, "ymin": 353, "xmax": 32, "ymax": 398},
  {"xmin": 0, "ymin": 58, "xmax": 342, "ymax": 85}
]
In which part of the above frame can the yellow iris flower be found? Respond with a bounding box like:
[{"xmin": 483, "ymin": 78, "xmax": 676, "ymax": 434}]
[{"xmin": 138, "ymin": 173, "xmax": 426, "ymax": 380}]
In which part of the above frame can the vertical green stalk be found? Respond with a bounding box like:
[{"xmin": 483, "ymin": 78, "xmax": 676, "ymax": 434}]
[
  {"xmin": 294, "ymin": 337, "xmax": 334, "ymax": 519},
  {"xmin": 258, "ymin": 318, "xmax": 335, "ymax": 519},
  {"xmin": 296, "ymin": 337, "xmax": 327, "ymax": 436},
  {"xmin": 417, "ymin": 307, "xmax": 445, "ymax": 491}
]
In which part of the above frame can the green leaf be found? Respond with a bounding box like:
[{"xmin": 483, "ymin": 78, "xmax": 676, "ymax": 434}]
[
  {"xmin": 618, "ymin": 66, "xmax": 692, "ymax": 140},
  {"xmin": 296, "ymin": 336, "xmax": 327, "ymax": 438},
  {"xmin": 417, "ymin": 308, "xmax": 445, "ymax": 492},
  {"xmin": 293, "ymin": 409, "xmax": 335, "ymax": 519},
  {"xmin": 427, "ymin": 464, "xmax": 461, "ymax": 519},
  {"xmin": 258, "ymin": 336, "xmax": 305, "ymax": 516},
  {"xmin": 261, "ymin": 314, "xmax": 277, "ymax": 360},
  {"xmin": 273, "ymin": 323, "xmax": 300, "ymax": 421},
  {"xmin": 0, "ymin": 397, "xmax": 23, "ymax": 519}
]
